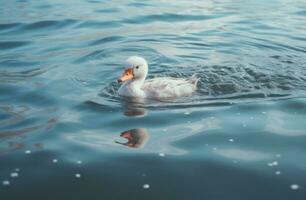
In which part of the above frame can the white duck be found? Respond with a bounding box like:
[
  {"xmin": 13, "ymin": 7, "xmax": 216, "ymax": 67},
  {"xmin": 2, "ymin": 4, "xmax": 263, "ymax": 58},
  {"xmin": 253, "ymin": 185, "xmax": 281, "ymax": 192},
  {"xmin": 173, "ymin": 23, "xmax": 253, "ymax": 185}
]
[{"xmin": 117, "ymin": 56, "xmax": 198, "ymax": 100}]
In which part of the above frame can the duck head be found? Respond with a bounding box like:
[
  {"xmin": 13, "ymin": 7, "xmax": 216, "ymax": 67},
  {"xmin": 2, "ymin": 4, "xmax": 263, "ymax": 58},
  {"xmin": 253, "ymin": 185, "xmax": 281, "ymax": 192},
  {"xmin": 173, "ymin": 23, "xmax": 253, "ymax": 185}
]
[
  {"xmin": 117, "ymin": 56, "xmax": 148, "ymax": 83},
  {"xmin": 115, "ymin": 128, "xmax": 149, "ymax": 148}
]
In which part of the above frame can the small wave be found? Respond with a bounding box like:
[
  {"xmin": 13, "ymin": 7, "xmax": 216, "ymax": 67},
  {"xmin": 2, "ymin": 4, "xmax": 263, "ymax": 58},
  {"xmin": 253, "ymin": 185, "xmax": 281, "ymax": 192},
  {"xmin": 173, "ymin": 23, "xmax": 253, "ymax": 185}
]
[
  {"xmin": 0, "ymin": 60, "xmax": 40, "ymax": 67},
  {"xmin": 89, "ymin": 36, "xmax": 123, "ymax": 46},
  {"xmin": 74, "ymin": 46, "xmax": 164, "ymax": 64},
  {"xmin": 294, "ymin": 10, "xmax": 306, "ymax": 16},
  {"xmin": 0, "ymin": 41, "xmax": 31, "ymax": 50},
  {"xmin": 127, "ymin": 2, "xmax": 152, "ymax": 8},
  {"xmin": 95, "ymin": 8, "xmax": 120, "ymax": 13},
  {"xmin": 21, "ymin": 19, "xmax": 78, "ymax": 30},
  {"xmin": 75, "ymin": 20, "xmax": 121, "ymax": 29},
  {"xmin": 0, "ymin": 23, "xmax": 22, "ymax": 32},
  {"xmin": 123, "ymin": 13, "xmax": 227, "ymax": 24},
  {"xmin": 0, "ymin": 68, "xmax": 46, "ymax": 83},
  {"xmin": 188, "ymin": 64, "xmax": 306, "ymax": 97},
  {"xmin": 87, "ymin": 0, "xmax": 101, "ymax": 3},
  {"xmin": 0, "ymin": 19, "xmax": 78, "ymax": 35}
]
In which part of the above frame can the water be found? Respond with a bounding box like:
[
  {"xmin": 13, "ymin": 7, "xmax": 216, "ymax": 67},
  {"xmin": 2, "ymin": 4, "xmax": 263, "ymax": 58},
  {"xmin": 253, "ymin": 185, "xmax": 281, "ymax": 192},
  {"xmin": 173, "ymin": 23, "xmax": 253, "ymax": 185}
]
[{"xmin": 1, "ymin": 0, "xmax": 306, "ymax": 199}]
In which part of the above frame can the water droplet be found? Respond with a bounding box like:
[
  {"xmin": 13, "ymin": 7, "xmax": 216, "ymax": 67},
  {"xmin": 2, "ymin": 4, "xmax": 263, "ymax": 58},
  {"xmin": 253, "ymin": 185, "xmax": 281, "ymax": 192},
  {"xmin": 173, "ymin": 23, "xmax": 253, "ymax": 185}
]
[
  {"xmin": 10, "ymin": 172, "xmax": 18, "ymax": 178},
  {"xmin": 275, "ymin": 171, "xmax": 281, "ymax": 175},
  {"xmin": 229, "ymin": 138, "xmax": 234, "ymax": 142},
  {"xmin": 143, "ymin": 184, "xmax": 150, "ymax": 189},
  {"xmin": 52, "ymin": 159, "xmax": 58, "ymax": 163},
  {"xmin": 77, "ymin": 160, "xmax": 82, "ymax": 164},
  {"xmin": 159, "ymin": 153, "xmax": 165, "ymax": 157},
  {"xmin": 290, "ymin": 184, "xmax": 299, "ymax": 190},
  {"xmin": 75, "ymin": 173, "xmax": 81, "ymax": 178},
  {"xmin": 267, "ymin": 161, "xmax": 278, "ymax": 167},
  {"xmin": 25, "ymin": 150, "xmax": 31, "ymax": 154},
  {"xmin": 272, "ymin": 161, "xmax": 278, "ymax": 166},
  {"xmin": 2, "ymin": 180, "xmax": 10, "ymax": 186}
]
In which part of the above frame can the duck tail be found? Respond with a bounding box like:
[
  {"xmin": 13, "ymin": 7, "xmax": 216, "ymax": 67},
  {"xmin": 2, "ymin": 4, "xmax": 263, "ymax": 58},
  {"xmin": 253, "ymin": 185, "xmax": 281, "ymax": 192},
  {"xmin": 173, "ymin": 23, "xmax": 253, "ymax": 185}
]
[{"xmin": 189, "ymin": 74, "xmax": 200, "ymax": 86}]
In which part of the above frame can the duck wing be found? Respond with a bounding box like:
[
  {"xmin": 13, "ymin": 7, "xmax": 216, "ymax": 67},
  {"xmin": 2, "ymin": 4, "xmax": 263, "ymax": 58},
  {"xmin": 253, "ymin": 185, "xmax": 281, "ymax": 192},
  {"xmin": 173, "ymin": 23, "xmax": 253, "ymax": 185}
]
[{"xmin": 142, "ymin": 77, "xmax": 197, "ymax": 99}]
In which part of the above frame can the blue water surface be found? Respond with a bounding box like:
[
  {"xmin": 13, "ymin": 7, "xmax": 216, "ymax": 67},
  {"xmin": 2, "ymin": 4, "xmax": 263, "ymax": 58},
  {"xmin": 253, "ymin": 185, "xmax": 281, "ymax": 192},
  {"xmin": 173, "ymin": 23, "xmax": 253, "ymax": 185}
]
[{"xmin": 1, "ymin": 0, "xmax": 306, "ymax": 199}]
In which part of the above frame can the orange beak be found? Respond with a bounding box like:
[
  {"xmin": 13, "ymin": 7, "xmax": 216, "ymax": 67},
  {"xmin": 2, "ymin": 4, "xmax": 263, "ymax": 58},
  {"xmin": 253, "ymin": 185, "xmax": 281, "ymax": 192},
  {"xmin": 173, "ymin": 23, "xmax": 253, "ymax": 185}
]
[{"xmin": 117, "ymin": 68, "xmax": 134, "ymax": 83}]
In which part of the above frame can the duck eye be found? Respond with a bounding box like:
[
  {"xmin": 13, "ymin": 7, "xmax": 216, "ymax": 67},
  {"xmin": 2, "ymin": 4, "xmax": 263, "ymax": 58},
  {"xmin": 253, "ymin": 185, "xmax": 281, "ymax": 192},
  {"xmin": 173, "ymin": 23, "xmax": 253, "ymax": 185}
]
[{"xmin": 135, "ymin": 66, "xmax": 139, "ymax": 69}]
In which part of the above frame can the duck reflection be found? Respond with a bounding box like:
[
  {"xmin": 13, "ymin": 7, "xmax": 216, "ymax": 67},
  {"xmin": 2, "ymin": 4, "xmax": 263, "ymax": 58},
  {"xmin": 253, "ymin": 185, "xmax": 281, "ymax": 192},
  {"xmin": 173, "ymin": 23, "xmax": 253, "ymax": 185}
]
[
  {"xmin": 0, "ymin": 141, "xmax": 45, "ymax": 156},
  {"xmin": 115, "ymin": 128, "xmax": 149, "ymax": 148},
  {"xmin": 0, "ymin": 105, "xmax": 57, "ymax": 155},
  {"xmin": 120, "ymin": 96, "xmax": 147, "ymax": 117}
]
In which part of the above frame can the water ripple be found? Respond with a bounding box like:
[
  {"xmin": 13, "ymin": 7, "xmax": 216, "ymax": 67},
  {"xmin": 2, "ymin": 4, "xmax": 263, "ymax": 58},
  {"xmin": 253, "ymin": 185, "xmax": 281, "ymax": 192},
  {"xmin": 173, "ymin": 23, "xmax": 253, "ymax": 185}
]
[
  {"xmin": 89, "ymin": 36, "xmax": 123, "ymax": 46},
  {"xmin": 123, "ymin": 13, "xmax": 230, "ymax": 24},
  {"xmin": 0, "ymin": 19, "xmax": 78, "ymax": 35},
  {"xmin": 0, "ymin": 68, "xmax": 46, "ymax": 83},
  {"xmin": 1, "ymin": 0, "xmax": 306, "ymax": 199},
  {"xmin": 0, "ymin": 41, "xmax": 31, "ymax": 50},
  {"xmin": 21, "ymin": 19, "xmax": 78, "ymax": 30}
]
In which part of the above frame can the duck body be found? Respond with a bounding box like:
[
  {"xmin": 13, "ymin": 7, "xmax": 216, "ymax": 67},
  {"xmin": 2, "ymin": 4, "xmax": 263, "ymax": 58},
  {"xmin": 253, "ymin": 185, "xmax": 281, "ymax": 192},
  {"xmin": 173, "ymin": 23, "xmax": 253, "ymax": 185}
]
[
  {"xmin": 143, "ymin": 77, "xmax": 198, "ymax": 99},
  {"xmin": 117, "ymin": 56, "xmax": 198, "ymax": 100}
]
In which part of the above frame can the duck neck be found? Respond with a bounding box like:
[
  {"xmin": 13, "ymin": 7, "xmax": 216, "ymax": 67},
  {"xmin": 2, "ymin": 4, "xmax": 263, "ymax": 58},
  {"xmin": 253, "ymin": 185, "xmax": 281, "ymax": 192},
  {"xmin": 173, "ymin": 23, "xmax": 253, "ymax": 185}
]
[
  {"xmin": 128, "ymin": 76, "xmax": 145, "ymax": 90},
  {"xmin": 122, "ymin": 76, "xmax": 146, "ymax": 97}
]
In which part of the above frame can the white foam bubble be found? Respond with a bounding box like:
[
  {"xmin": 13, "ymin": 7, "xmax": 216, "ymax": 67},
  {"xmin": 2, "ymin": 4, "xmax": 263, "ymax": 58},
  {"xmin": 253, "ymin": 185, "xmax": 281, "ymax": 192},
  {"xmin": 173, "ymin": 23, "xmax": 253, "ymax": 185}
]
[
  {"xmin": 275, "ymin": 171, "xmax": 281, "ymax": 175},
  {"xmin": 75, "ymin": 173, "xmax": 81, "ymax": 178},
  {"xmin": 184, "ymin": 111, "xmax": 190, "ymax": 115},
  {"xmin": 143, "ymin": 184, "xmax": 150, "ymax": 189},
  {"xmin": 52, "ymin": 159, "xmax": 58, "ymax": 163},
  {"xmin": 77, "ymin": 160, "xmax": 82, "ymax": 164},
  {"xmin": 290, "ymin": 184, "xmax": 299, "ymax": 190},
  {"xmin": 159, "ymin": 153, "xmax": 165, "ymax": 157},
  {"xmin": 2, "ymin": 180, "xmax": 10, "ymax": 186},
  {"xmin": 229, "ymin": 139, "xmax": 234, "ymax": 142},
  {"xmin": 25, "ymin": 150, "xmax": 31, "ymax": 154},
  {"xmin": 10, "ymin": 172, "xmax": 18, "ymax": 178},
  {"xmin": 267, "ymin": 161, "xmax": 278, "ymax": 167}
]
